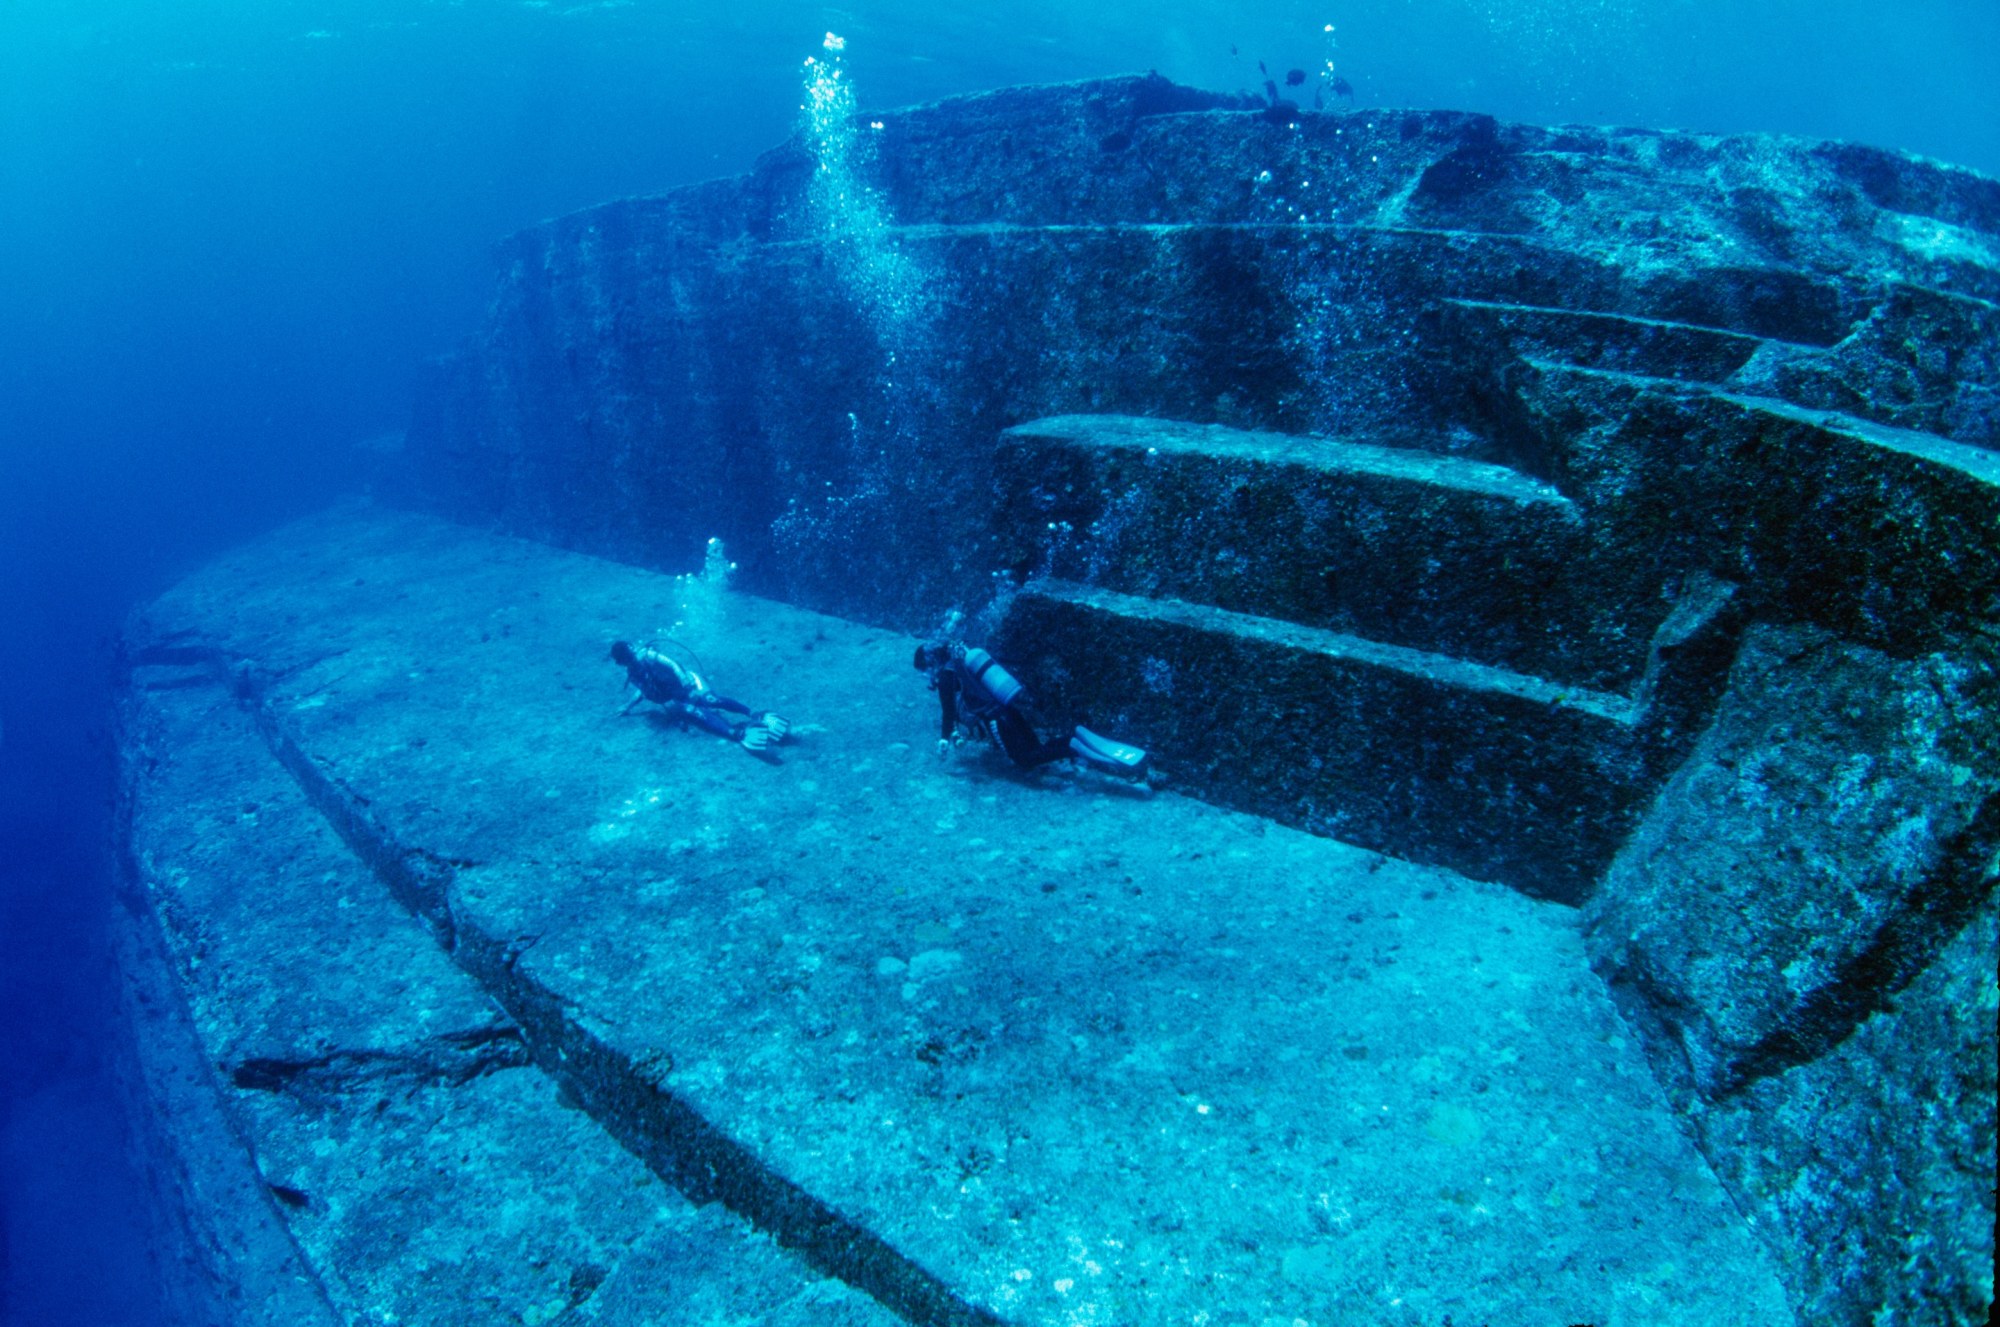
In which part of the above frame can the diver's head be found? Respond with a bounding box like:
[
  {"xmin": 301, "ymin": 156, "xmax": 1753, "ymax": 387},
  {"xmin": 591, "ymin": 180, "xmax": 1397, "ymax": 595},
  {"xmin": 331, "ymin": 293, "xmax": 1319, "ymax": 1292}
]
[
  {"xmin": 609, "ymin": 641, "xmax": 637, "ymax": 668},
  {"xmin": 913, "ymin": 642, "xmax": 945, "ymax": 673}
]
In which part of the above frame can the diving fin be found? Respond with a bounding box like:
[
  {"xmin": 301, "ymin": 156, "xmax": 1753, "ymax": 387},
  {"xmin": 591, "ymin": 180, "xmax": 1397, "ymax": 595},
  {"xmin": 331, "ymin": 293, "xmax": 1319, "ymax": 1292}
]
[{"xmin": 1069, "ymin": 726, "xmax": 1148, "ymax": 776}]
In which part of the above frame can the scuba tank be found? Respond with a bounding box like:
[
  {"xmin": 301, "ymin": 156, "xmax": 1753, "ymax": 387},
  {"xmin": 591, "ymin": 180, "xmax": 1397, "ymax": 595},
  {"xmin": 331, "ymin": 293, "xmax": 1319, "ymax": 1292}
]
[
  {"xmin": 633, "ymin": 640, "xmax": 705, "ymax": 703},
  {"xmin": 958, "ymin": 646, "xmax": 1025, "ymax": 708}
]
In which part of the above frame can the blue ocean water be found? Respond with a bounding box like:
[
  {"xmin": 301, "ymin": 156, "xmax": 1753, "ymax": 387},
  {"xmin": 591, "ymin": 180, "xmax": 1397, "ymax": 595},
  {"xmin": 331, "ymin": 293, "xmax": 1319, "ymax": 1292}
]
[{"xmin": 1, "ymin": 3, "xmax": 1995, "ymax": 1321}]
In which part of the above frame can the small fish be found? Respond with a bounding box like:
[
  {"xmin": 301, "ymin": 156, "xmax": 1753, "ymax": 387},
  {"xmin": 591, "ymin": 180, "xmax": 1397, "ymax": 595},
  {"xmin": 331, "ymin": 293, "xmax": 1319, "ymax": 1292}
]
[
  {"xmin": 1285, "ymin": 68, "xmax": 1305, "ymax": 87},
  {"xmin": 1333, "ymin": 75, "xmax": 1355, "ymax": 101}
]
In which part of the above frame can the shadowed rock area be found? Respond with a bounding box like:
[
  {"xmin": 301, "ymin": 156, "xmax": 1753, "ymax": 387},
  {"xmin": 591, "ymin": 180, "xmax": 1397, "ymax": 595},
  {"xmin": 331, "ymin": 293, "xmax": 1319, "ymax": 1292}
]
[{"xmin": 123, "ymin": 76, "xmax": 1996, "ymax": 1324}]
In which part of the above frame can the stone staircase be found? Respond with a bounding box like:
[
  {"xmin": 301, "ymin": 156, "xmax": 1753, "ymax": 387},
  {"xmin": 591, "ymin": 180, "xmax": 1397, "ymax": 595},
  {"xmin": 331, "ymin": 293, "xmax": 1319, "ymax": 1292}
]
[{"xmin": 989, "ymin": 414, "xmax": 1743, "ymax": 903}]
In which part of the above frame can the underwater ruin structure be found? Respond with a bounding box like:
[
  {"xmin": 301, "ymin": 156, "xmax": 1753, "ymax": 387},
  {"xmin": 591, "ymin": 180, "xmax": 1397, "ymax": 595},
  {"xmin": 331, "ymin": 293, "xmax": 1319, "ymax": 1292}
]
[{"xmin": 117, "ymin": 76, "xmax": 1995, "ymax": 1325}]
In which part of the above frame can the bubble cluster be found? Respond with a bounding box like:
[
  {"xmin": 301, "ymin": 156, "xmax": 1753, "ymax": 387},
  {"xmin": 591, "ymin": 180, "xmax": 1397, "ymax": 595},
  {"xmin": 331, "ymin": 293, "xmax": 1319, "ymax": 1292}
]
[
  {"xmin": 799, "ymin": 32, "xmax": 933, "ymax": 344},
  {"xmin": 777, "ymin": 35, "xmax": 952, "ymax": 615},
  {"xmin": 669, "ymin": 535, "xmax": 736, "ymax": 637}
]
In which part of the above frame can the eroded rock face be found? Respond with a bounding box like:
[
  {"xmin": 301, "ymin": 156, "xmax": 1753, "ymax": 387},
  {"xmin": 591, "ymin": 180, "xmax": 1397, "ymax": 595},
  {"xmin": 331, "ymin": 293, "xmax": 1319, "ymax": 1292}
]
[
  {"xmin": 1588, "ymin": 626, "xmax": 1999, "ymax": 1095},
  {"xmin": 1584, "ymin": 625, "xmax": 1999, "ymax": 1323},
  {"xmin": 321, "ymin": 74, "xmax": 2000, "ymax": 1323},
  {"xmin": 407, "ymin": 75, "xmax": 1999, "ymax": 640},
  {"xmin": 404, "ymin": 72, "xmax": 2000, "ymax": 893},
  {"xmin": 1699, "ymin": 896, "xmax": 1999, "ymax": 1326}
]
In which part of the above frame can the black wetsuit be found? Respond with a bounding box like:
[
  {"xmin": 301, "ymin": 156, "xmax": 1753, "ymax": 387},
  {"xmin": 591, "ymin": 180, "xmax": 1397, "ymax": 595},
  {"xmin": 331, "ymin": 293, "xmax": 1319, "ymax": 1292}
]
[
  {"xmin": 930, "ymin": 652, "xmax": 1071, "ymax": 770},
  {"xmin": 622, "ymin": 649, "xmax": 753, "ymax": 737}
]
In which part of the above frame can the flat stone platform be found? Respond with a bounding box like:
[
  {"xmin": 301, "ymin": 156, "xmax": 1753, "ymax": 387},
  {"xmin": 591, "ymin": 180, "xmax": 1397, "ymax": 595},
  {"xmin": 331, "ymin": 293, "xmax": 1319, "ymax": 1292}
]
[{"xmin": 125, "ymin": 505, "xmax": 1796, "ymax": 1326}]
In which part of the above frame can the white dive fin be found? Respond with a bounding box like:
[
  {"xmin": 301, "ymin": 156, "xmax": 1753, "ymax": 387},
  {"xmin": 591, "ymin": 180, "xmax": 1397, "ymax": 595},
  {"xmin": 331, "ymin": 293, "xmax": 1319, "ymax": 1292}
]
[{"xmin": 1069, "ymin": 726, "xmax": 1148, "ymax": 774}]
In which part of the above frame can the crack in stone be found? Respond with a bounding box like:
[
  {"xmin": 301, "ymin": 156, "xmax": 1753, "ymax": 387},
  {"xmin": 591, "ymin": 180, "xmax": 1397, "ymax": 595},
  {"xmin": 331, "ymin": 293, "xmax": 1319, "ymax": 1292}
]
[
  {"xmin": 1716, "ymin": 789, "xmax": 2000, "ymax": 1099},
  {"xmin": 209, "ymin": 654, "xmax": 1005, "ymax": 1327},
  {"xmin": 228, "ymin": 1024, "xmax": 531, "ymax": 1100}
]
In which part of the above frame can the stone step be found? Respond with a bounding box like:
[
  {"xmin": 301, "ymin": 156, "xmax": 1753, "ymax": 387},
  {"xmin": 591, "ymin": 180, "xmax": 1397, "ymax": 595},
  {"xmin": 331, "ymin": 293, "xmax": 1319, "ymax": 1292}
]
[
  {"xmin": 994, "ymin": 576, "xmax": 1743, "ymax": 903},
  {"xmin": 1440, "ymin": 285, "xmax": 2000, "ymax": 450},
  {"xmin": 1438, "ymin": 297, "xmax": 1775, "ymax": 382},
  {"xmin": 120, "ymin": 657, "xmax": 896, "ymax": 1327},
  {"xmin": 995, "ymin": 414, "xmax": 1661, "ymax": 691},
  {"xmin": 127, "ymin": 505, "xmax": 1793, "ymax": 1327},
  {"xmin": 1732, "ymin": 281, "xmax": 2000, "ymax": 449},
  {"xmin": 1517, "ymin": 362, "xmax": 2000, "ymax": 656}
]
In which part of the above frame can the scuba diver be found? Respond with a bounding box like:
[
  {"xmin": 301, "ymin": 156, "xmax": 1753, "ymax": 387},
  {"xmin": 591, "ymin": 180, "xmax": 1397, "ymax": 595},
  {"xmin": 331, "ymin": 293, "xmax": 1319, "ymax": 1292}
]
[
  {"xmin": 610, "ymin": 640, "xmax": 791, "ymax": 753},
  {"xmin": 913, "ymin": 640, "xmax": 1149, "ymax": 778}
]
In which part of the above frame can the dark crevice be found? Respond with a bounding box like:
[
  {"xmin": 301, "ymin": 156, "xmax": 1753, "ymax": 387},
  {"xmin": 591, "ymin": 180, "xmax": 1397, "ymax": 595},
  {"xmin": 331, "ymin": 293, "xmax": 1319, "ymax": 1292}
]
[
  {"xmin": 1630, "ymin": 575, "xmax": 1746, "ymax": 773},
  {"xmin": 1127, "ymin": 73, "xmax": 1254, "ymax": 121},
  {"xmin": 128, "ymin": 642, "xmax": 223, "ymax": 669},
  {"xmin": 1712, "ymin": 790, "xmax": 2000, "ymax": 1099},
  {"xmin": 267, "ymin": 1183, "xmax": 313, "ymax": 1211},
  {"xmin": 228, "ymin": 1024, "xmax": 529, "ymax": 1099},
  {"xmin": 207, "ymin": 655, "xmax": 1007, "ymax": 1327},
  {"xmin": 1411, "ymin": 115, "xmax": 1509, "ymax": 211}
]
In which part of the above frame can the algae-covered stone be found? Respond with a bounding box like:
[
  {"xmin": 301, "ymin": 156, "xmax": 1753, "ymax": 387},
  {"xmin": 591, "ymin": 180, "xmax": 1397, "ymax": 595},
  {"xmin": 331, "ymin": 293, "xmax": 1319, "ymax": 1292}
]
[
  {"xmin": 1586, "ymin": 623, "xmax": 2000, "ymax": 1095},
  {"xmin": 163, "ymin": 69, "xmax": 2000, "ymax": 1326},
  {"xmin": 126, "ymin": 506, "xmax": 1795, "ymax": 1327},
  {"xmin": 1586, "ymin": 623, "xmax": 1999, "ymax": 1325},
  {"xmin": 1699, "ymin": 897, "xmax": 1998, "ymax": 1325}
]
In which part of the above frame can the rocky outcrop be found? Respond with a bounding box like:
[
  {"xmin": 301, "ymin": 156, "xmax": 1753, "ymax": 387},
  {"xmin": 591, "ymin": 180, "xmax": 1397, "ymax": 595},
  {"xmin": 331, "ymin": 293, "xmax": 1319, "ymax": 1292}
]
[
  {"xmin": 338, "ymin": 74, "xmax": 2000, "ymax": 1323},
  {"xmin": 407, "ymin": 73, "xmax": 1998, "ymax": 876},
  {"xmin": 1584, "ymin": 625, "xmax": 1999, "ymax": 1322},
  {"xmin": 409, "ymin": 76, "xmax": 1999, "ymax": 638},
  {"xmin": 116, "ymin": 630, "xmax": 897, "ymax": 1327},
  {"xmin": 117, "ymin": 506, "xmax": 1798, "ymax": 1327}
]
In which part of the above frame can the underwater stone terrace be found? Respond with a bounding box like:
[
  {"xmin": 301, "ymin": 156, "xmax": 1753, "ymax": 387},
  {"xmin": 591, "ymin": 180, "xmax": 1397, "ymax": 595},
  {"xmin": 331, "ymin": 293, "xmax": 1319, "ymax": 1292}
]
[
  {"xmin": 125, "ymin": 77, "xmax": 1997, "ymax": 1325},
  {"xmin": 121, "ymin": 508, "xmax": 1806, "ymax": 1327},
  {"xmin": 411, "ymin": 72, "xmax": 2000, "ymax": 894},
  {"xmin": 415, "ymin": 72, "xmax": 2000, "ymax": 652}
]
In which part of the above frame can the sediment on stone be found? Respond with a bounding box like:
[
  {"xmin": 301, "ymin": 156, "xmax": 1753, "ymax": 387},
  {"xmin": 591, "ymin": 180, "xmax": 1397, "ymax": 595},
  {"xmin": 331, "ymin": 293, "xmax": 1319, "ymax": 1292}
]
[
  {"xmin": 1586, "ymin": 625, "xmax": 2000, "ymax": 1096},
  {"xmin": 408, "ymin": 82, "xmax": 1999, "ymax": 642},
  {"xmin": 109, "ymin": 840, "xmax": 345, "ymax": 1327},
  {"xmin": 120, "ymin": 657, "xmax": 902, "ymax": 1327},
  {"xmin": 1583, "ymin": 623, "xmax": 1998, "ymax": 1323},
  {"xmin": 1516, "ymin": 364, "xmax": 2000, "ymax": 657},
  {"xmin": 1692, "ymin": 896, "xmax": 2000, "ymax": 1325},
  {"xmin": 993, "ymin": 414, "xmax": 1638, "ymax": 690},
  {"xmin": 166, "ymin": 72, "xmax": 2000, "ymax": 1325},
  {"xmin": 204, "ymin": 659, "xmax": 1003, "ymax": 1327},
  {"xmin": 123, "ymin": 505, "xmax": 1797, "ymax": 1327},
  {"xmin": 1439, "ymin": 298, "xmax": 1778, "ymax": 382}
]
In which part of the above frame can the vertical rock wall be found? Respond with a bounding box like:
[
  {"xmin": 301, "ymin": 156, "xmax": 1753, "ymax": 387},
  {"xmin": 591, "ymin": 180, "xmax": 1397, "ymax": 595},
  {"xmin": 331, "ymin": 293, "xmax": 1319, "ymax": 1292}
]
[
  {"xmin": 408, "ymin": 76, "xmax": 2000, "ymax": 642},
  {"xmin": 1585, "ymin": 627, "xmax": 1998, "ymax": 1321},
  {"xmin": 404, "ymin": 75, "xmax": 2000, "ymax": 1323}
]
